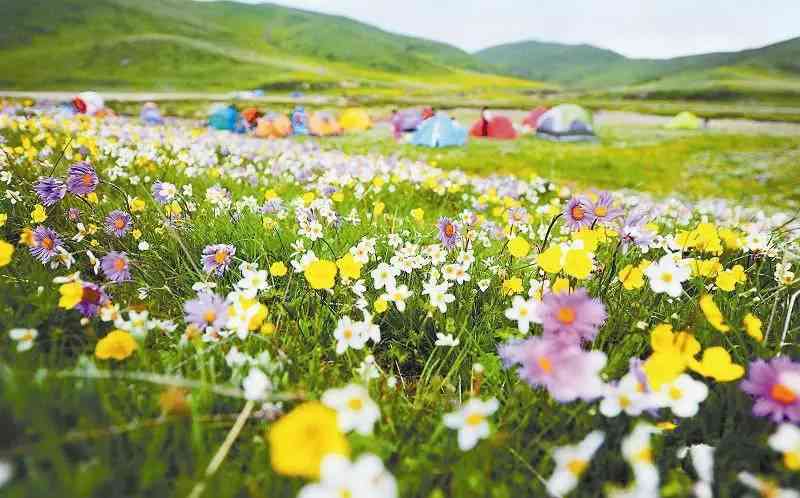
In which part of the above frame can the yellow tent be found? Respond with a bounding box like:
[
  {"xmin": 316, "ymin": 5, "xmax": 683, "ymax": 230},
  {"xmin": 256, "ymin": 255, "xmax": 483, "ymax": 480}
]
[
  {"xmin": 309, "ymin": 112, "xmax": 342, "ymax": 136},
  {"xmin": 665, "ymin": 111, "xmax": 702, "ymax": 130},
  {"xmin": 255, "ymin": 114, "xmax": 292, "ymax": 138},
  {"xmin": 339, "ymin": 108, "xmax": 372, "ymax": 132}
]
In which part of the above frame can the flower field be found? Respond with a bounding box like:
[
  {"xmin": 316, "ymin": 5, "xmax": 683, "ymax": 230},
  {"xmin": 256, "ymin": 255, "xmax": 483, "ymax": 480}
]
[{"xmin": 0, "ymin": 107, "xmax": 799, "ymax": 498}]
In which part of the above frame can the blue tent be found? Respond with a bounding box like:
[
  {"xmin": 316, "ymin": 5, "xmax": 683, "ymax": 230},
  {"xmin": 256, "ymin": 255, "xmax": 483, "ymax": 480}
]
[
  {"xmin": 291, "ymin": 107, "xmax": 309, "ymax": 135},
  {"xmin": 209, "ymin": 106, "xmax": 239, "ymax": 131},
  {"xmin": 140, "ymin": 103, "xmax": 164, "ymax": 125},
  {"xmin": 410, "ymin": 113, "xmax": 468, "ymax": 147}
]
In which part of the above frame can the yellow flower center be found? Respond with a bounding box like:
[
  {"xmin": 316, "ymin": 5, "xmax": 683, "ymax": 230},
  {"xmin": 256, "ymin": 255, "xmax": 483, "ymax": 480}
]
[
  {"xmin": 567, "ymin": 458, "xmax": 588, "ymax": 476},
  {"xmin": 784, "ymin": 452, "xmax": 800, "ymax": 470},
  {"xmin": 770, "ymin": 383, "xmax": 797, "ymax": 405},
  {"xmin": 113, "ymin": 258, "xmax": 126, "ymax": 271},
  {"xmin": 466, "ymin": 413, "xmax": 485, "ymax": 426},
  {"xmin": 82, "ymin": 173, "xmax": 93, "ymax": 186},
  {"xmin": 203, "ymin": 310, "xmax": 216, "ymax": 323},
  {"xmin": 214, "ymin": 250, "xmax": 227, "ymax": 264},
  {"xmin": 537, "ymin": 356, "xmax": 553, "ymax": 374},
  {"xmin": 594, "ymin": 206, "xmax": 608, "ymax": 217},
  {"xmin": 635, "ymin": 448, "xmax": 653, "ymax": 463},
  {"xmin": 114, "ymin": 218, "xmax": 125, "ymax": 229},
  {"xmin": 669, "ymin": 387, "xmax": 683, "ymax": 400},
  {"xmin": 347, "ymin": 398, "xmax": 363, "ymax": 411},
  {"xmin": 343, "ymin": 328, "xmax": 353, "ymax": 339},
  {"xmin": 556, "ymin": 307, "xmax": 576, "ymax": 325},
  {"xmin": 571, "ymin": 205, "xmax": 585, "ymax": 220},
  {"xmin": 619, "ymin": 395, "xmax": 631, "ymax": 408},
  {"xmin": 661, "ymin": 272, "xmax": 673, "ymax": 283},
  {"xmin": 42, "ymin": 237, "xmax": 54, "ymax": 250},
  {"xmin": 444, "ymin": 223, "xmax": 455, "ymax": 237}
]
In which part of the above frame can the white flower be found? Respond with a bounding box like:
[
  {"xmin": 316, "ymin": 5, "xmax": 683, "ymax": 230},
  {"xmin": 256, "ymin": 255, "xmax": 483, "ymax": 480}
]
[
  {"xmin": 225, "ymin": 346, "xmax": 250, "ymax": 368},
  {"xmin": 686, "ymin": 444, "xmax": 714, "ymax": 498},
  {"xmin": 298, "ymin": 453, "xmax": 397, "ymax": 498},
  {"xmin": 333, "ymin": 316, "xmax": 368, "ymax": 354},
  {"xmin": 435, "ymin": 333, "xmax": 459, "ymax": 347},
  {"xmin": 546, "ymin": 431, "xmax": 605, "ymax": 497},
  {"xmin": 621, "ymin": 423, "xmax": 660, "ymax": 494},
  {"xmin": 477, "ymin": 278, "xmax": 491, "ymax": 292},
  {"xmin": 768, "ymin": 423, "xmax": 800, "ymax": 470},
  {"xmin": 600, "ymin": 371, "xmax": 658, "ymax": 418},
  {"xmin": 138, "ymin": 240, "xmax": 150, "ymax": 251},
  {"xmin": 738, "ymin": 472, "xmax": 799, "ymax": 498},
  {"xmin": 0, "ymin": 459, "xmax": 12, "ymax": 488},
  {"xmin": 115, "ymin": 310, "xmax": 156, "ymax": 340},
  {"xmin": 370, "ymin": 262, "xmax": 400, "ymax": 291},
  {"xmin": 655, "ymin": 374, "xmax": 708, "ymax": 418},
  {"xmin": 443, "ymin": 397, "xmax": 499, "ymax": 451},
  {"xmin": 644, "ymin": 253, "xmax": 690, "ymax": 298},
  {"xmin": 236, "ymin": 268, "xmax": 270, "ymax": 298},
  {"xmin": 356, "ymin": 354, "xmax": 382, "ymax": 382},
  {"xmin": 322, "ymin": 384, "xmax": 380, "ymax": 435},
  {"xmin": 9, "ymin": 328, "xmax": 37, "ymax": 352},
  {"xmin": 503, "ymin": 295, "xmax": 541, "ymax": 333},
  {"xmin": 422, "ymin": 280, "xmax": 455, "ymax": 313},
  {"xmin": 242, "ymin": 368, "xmax": 272, "ymax": 401},
  {"xmin": 384, "ymin": 284, "xmax": 411, "ymax": 312}
]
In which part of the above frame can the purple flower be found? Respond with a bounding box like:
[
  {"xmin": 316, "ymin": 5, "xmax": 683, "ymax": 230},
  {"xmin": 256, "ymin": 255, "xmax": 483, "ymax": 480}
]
[
  {"xmin": 437, "ymin": 217, "xmax": 460, "ymax": 249},
  {"xmin": 76, "ymin": 282, "xmax": 109, "ymax": 317},
  {"xmin": 539, "ymin": 288, "xmax": 607, "ymax": 343},
  {"xmin": 499, "ymin": 335, "xmax": 606, "ymax": 403},
  {"xmin": 507, "ymin": 207, "xmax": 529, "ymax": 226},
  {"xmin": 564, "ymin": 196, "xmax": 595, "ymax": 231},
  {"xmin": 618, "ymin": 208, "xmax": 656, "ymax": 252},
  {"xmin": 183, "ymin": 292, "xmax": 228, "ymax": 331},
  {"xmin": 67, "ymin": 207, "xmax": 81, "ymax": 222},
  {"xmin": 29, "ymin": 226, "xmax": 63, "ymax": 263},
  {"xmin": 101, "ymin": 251, "xmax": 132, "ymax": 283},
  {"xmin": 151, "ymin": 181, "xmax": 177, "ymax": 204},
  {"xmin": 105, "ymin": 210, "xmax": 132, "ymax": 237},
  {"xmin": 587, "ymin": 191, "xmax": 623, "ymax": 224},
  {"xmin": 201, "ymin": 244, "xmax": 235, "ymax": 276},
  {"xmin": 66, "ymin": 162, "xmax": 98, "ymax": 195},
  {"xmin": 34, "ymin": 177, "xmax": 67, "ymax": 206},
  {"xmin": 741, "ymin": 358, "xmax": 800, "ymax": 423}
]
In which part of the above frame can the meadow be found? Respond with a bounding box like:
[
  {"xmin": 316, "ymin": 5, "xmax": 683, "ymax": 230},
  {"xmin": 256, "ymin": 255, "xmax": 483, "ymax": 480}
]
[{"xmin": 0, "ymin": 103, "xmax": 799, "ymax": 498}]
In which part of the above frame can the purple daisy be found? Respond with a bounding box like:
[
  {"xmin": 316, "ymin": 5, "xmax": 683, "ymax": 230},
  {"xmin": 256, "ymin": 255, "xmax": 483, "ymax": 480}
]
[
  {"xmin": 104, "ymin": 210, "xmax": 132, "ymax": 237},
  {"xmin": 101, "ymin": 251, "xmax": 132, "ymax": 283},
  {"xmin": 183, "ymin": 292, "xmax": 228, "ymax": 331},
  {"xmin": 618, "ymin": 208, "xmax": 656, "ymax": 252},
  {"xmin": 201, "ymin": 244, "xmax": 236, "ymax": 276},
  {"xmin": 151, "ymin": 181, "xmax": 177, "ymax": 204},
  {"xmin": 29, "ymin": 226, "xmax": 63, "ymax": 263},
  {"xmin": 76, "ymin": 282, "xmax": 110, "ymax": 317},
  {"xmin": 66, "ymin": 162, "xmax": 98, "ymax": 195},
  {"xmin": 437, "ymin": 217, "xmax": 460, "ymax": 249},
  {"xmin": 740, "ymin": 358, "xmax": 800, "ymax": 423},
  {"xmin": 498, "ymin": 335, "xmax": 606, "ymax": 403},
  {"xmin": 587, "ymin": 191, "xmax": 623, "ymax": 224},
  {"xmin": 564, "ymin": 196, "xmax": 596, "ymax": 231},
  {"xmin": 67, "ymin": 207, "xmax": 81, "ymax": 222},
  {"xmin": 34, "ymin": 177, "xmax": 67, "ymax": 206},
  {"xmin": 539, "ymin": 288, "xmax": 607, "ymax": 343}
]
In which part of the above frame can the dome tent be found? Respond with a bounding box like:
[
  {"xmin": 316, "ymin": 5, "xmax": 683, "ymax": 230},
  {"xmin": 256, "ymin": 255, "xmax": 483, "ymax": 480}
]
[
  {"xmin": 208, "ymin": 105, "xmax": 240, "ymax": 131},
  {"xmin": 255, "ymin": 113, "xmax": 292, "ymax": 139},
  {"xmin": 536, "ymin": 104, "xmax": 596, "ymax": 142},
  {"xmin": 309, "ymin": 111, "xmax": 342, "ymax": 136},
  {"xmin": 339, "ymin": 108, "xmax": 372, "ymax": 132},
  {"xmin": 72, "ymin": 91, "xmax": 104, "ymax": 116},
  {"xmin": 291, "ymin": 106, "xmax": 310, "ymax": 135},
  {"xmin": 410, "ymin": 113, "xmax": 468, "ymax": 148},
  {"xmin": 393, "ymin": 109, "xmax": 423, "ymax": 133},
  {"xmin": 522, "ymin": 106, "xmax": 548, "ymax": 131},
  {"xmin": 470, "ymin": 114, "xmax": 517, "ymax": 140},
  {"xmin": 140, "ymin": 102, "xmax": 164, "ymax": 125},
  {"xmin": 665, "ymin": 111, "xmax": 702, "ymax": 130}
]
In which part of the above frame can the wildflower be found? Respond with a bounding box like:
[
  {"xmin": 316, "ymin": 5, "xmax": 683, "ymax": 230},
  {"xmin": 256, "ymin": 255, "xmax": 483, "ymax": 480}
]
[
  {"xmin": 741, "ymin": 358, "xmax": 800, "ymax": 423},
  {"xmin": 768, "ymin": 424, "xmax": 800, "ymax": 471},
  {"xmin": 422, "ymin": 280, "xmax": 455, "ymax": 313},
  {"xmin": 0, "ymin": 240, "xmax": 13, "ymax": 266},
  {"xmin": 336, "ymin": 253, "xmax": 362, "ymax": 281},
  {"xmin": 644, "ymin": 253, "xmax": 690, "ymax": 298},
  {"xmin": 384, "ymin": 284, "xmax": 411, "ymax": 312},
  {"xmin": 499, "ymin": 335, "xmax": 606, "ymax": 402},
  {"xmin": 75, "ymin": 282, "xmax": 109, "ymax": 317},
  {"xmin": 437, "ymin": 217, "xmax": 460, "ymax": 249},
  {"xmin": 115, "ymin": 310, "xmax": 156, "ymax": 339},
  {"xmin": 31, "ymin": 204, "xmax": 47, "ymax": 223},
  {"xmin": 504, "ymin": 295, "xmax": 541, "ymax": 333},
  {"xmin": 242, "ymin": 367, "xmax": 272, "ymax": 401},
  {"xmin": 183, "ymin": 292, "xmax": 228, "ymax": 332},
  {"xmin": 201, "ymin": 244, "xmax": 236, "ymax": 276},
  {"xmin": 305, "ymin": 259, "xmax": 337, "ymax": 289},
  {"xmin": 618, "ymin": 263, "xmax": 645, "ymax": 290},
  {"xmin": 333, "ymin": 316, "xmax": 368, "ymax": 354},
  {"xmin": 130, "ymin": 197, "xmax": 146, "ymax": 212},
  {"xmin": 546, "ymin": 431, "xmax": 605, "ymax": 497},
  {"xmin": 410, "ymin": 207, "xmax": 424, "ymax": 222},
  {"xmin": 587, "ymin": 191, "xmax": 623, "ymax": 224},
  {"xmin": 715, "ymin": 264, "xmax": 746, "ymax": 291},
  {"xmin": 269, "ymin": 261, "xmax": 287, "ymax": 277},
  {"xmin": 101, "ymin": 251, "xmax": 131, "ymax": 283},
  {"xmin": 29, "ymin": 226, "xmax": 62, "ymax": 263},
  {"xmin": 435, "ymin": 333, "xmax": 459, "ymax": 347},
  {"xmin": 322, "ymin": 384, "xmax": 380, "ymax": 435},
  {"xmin": 738, "ymin": 472, "xmax": 798, "ymax": 498},
  {"xmin": 95, "ymin": 330, "xmax": 137, "ymax": 360},
  {"xmin": 508, "ymin": 236, "xmax": 531, "ymax": 258},
  {"xmin": 268, "ymin": 401, "xmax": 349, "ymax": 478},
  {"xmin": 620, "ymin": 424, "xmax": 660, "ymax": 495},
  {"xmin": 699, "ymin": 295, "xmax": 729, "ymax": 332},
  {"xmin": 501, "ymin": 276, "xmax": 523, "ymax": 296},
  {"xmin": 151, "ymin": 181, "xmax": 177, "ymax": 204},
  {"xmin": 600, "ymin": 371, "xmax": 658, "ymax": 417},
  {"xmin": 642, "ymin": 324, "xmax": 700, "ymax": 390},
  {"xmin": 34, "ymin": 177, "xmax": 67, "ymax": 206},
  {"xmin": 443, "ymin": 397, "xmax": 499, "ymax": 451},
  {"xmin": 222, "ymin": 292, "xmax": 267, "ymax": 338},
  {"xmin": 104, "ymin": 210, "xmax": 132, "ymax": 237},
  {"xmin": 564, "ymin": 196, "xmax": 595, "ymax": 231},
  {"xmin": 539, "ymin": 288, "xmax": 606, "ymax": 343},
  {"xmin": 297, "ymin": 453, "xmax": 397, "ymax": 498},
  {"xmin": 537, "ymin": 245, "xmax": 563, "ymax": 274},
  {"xmin": 0, "ymin": 459, "xmax": 11, "ymax": 488},
  {"xmin": 655, "ymin": 374, "xmax": 709, "ymax": 417},
  {"xmin": 66, "ymin": 161, "xmax": 98, "ymax": 195},
  {"xmin": 370, "ymin": 262, "xmax": 399, "ymax": 291},
  {"xmin": 690, "ymin": 347, "xmax": 744, "ymax": 382},
  {"xmin": 9, "ymin": 328, "xmax": 38, "ymax": 352},
  {"xmin": 683, "ymin": 444, "xmax": 714, "ymax": 498},
  {"xmin": 743, "ymin": 313, "xmax": 763, "ymax": 341},
  {"xmin": 563, "ymin": 247, "xmax": 593, "ymax": 280}
]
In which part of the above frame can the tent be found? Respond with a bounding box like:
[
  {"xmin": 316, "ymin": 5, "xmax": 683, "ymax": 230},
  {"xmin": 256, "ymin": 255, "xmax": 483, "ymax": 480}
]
[
  {"xmin": 410, "ymin": 113, "xmax": 468, "ymax": 148},
  {"xmin": 72, "ymin": 91, "xmax": 104, "ymax": 116},
  {"xmin": 536, "ymin": 104, "xmax": 596, "ymax": 142},
  {"xmin": 140, "ymin": 102, "xmax": 164, "ymax": 125},
  {"xmin": 340, "ymin": 108, "xmax": 372, "ymax": 132},
  {"xmin": 291, "ymin": 107, "xmax": 310, "ymax": 135},
  {"xmin": 241, "ymin": 107, "xmax": 263, "ymax": 127},
  {"xmin": 522, "ymin": 106, "xmax": 548, "ymax": 131},
  {"xmin": 470, "ymin": 115, "xmax": 517, "ymax": 140},
  {"xmin": 208, "ymin": 105, "xmax": 240, "ymax": 131},
  {"xmin": 665, "ymin": 111, "xmax": 702, "ymax": 130},
  {"xmin": 255, "ymin": 114, "xmax": 292, "ymax": 138},
  {"xmin": 392, "ymin": 109, "xmax": 423, "ymax": 134},
  {"xmin": 309, "ymin": 111, "xmax": 342, "ymax": 136}
]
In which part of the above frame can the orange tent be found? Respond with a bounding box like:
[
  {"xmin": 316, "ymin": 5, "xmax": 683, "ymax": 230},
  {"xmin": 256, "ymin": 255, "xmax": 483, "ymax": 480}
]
[
  {"xmin": 254, "ymin": 114, "xmax": 292, "ymax": 138},
  {"xmin": 242, "ymin": 107, "xmax": 263, "ymax": 126},
  {"xmin": 470, "ymin": 116, "xmax": 517, "ymax": 140},
  {"xmin": 309, "ymin": 111, "xmax": 342, "ymax": 136}
]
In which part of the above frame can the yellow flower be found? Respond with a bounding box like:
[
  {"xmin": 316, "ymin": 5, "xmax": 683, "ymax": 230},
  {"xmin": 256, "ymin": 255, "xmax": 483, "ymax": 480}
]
[
  {"xmin": 270, "ymin": 261, "xmax": 288, "ymax": 277},
  {"xmin": 95, "ymin": 330, "xmax": 137, "ymax": 361},
  {"xmin": 689, "ymin": 346, "xmax": 744, "ymax": 382},
  {"xmin": 336, "ymin": 253, "xmax": 362, "ymax": 280},
  {"xmin": 372, "ymin": 176, "xmax": 385, "ymax": 188},
  {"xmin": 715, "ymin": 265, "xmax": 745, "ymax": 292},
  {"xmin": 131, "ymin": 229, "xmax": 142, "ymax": 240},
  {"xmin": 537, "ymin": 245, "xmax": 562, "ymax": 274},
  {"xmin": 268, "ymin": 401, "xmax": 349, "ymax": 478},
  {"xmin": 552, "ymin": 277, "xmax": 571, "ymax": 294},
  {"xmin": 86, "ymin": 192, "xmax": 99, "ymax": 204},
  {"xmin": 643, "ymin": 324, "xmax": 701, "ymax": 390},
  {"xmin": 260, "ymin": 322, "xmax": 276, "ymax": 335},
  {"xmin": 699, "ymin": 295, "xmax": 730, "ymax": 332},
  {"xmin": 690, "ymin": 258, "xmax": 722, "ymax": 278},
  {"xmin": 502, "ymin": 277, "xmax": 523, "ymax": 296},
  {"xmin": 58, "ymin": 282, "xmax": 84, "ymax": 310},
  {"xmin": 31, "ymin": 204, "xmax": 47, "ymax": 223},
  {"xmin": 718, "ymin": 228, "xmax": 743, "ymax": 250},
  {"xmin": 0, "ymin": 213, "xmax": 7, "ymax": 227},
  {"xmin": 743, "ymin": 313, "xmax": 763, "ymax": 342},
  {"xmin": 564, "ymin": 248, "xmax": 592, "ymax": 280},
  {"xmin": 618, "ymin": 264, "xmax": 644, "ymax": 290},
  {"xmin": 302, "ymin": 192, "xmax": 316, "ymax": 205},
  {"xmin": 374, "ymin": 297, "xmax": 388, "ymax": 313},
  {"xmin": 331, "ymin": 191, "xmax": 344, "ymax": 203},
  {"xmin": 572, "ymin": 228, "xmax": 601, "ymax": 252},
  {"xmin": 20, "ymin": 228, "xmax": 35, "ymax": 247},
  {"xmin": 304, "ymin": 260, "xmax": 337, "ymax": 290},
  {"xmin": 373, "ymin": 201, "xmax": 385, "ymax": 217},
  {"xmin": 166, "ymin": 201, "xmax": 182, "ymax": 216},
  {"xmin": 0, "ymin": 240, "xmax": 13, "ymax": 267},
  {"xmin": 508, "ymin": 236, "xmax": 531, "ymax": 258},
  {"xmin": 264, "ymin": 189, "xmax": 278, "ymax": 200},
  {"xmin": 410, "ymin": 208, "xmax": 425, "ymax": 223},
  {"xmin": 130, "ymin": 197, "xmax": 146, "ymax": 212}
]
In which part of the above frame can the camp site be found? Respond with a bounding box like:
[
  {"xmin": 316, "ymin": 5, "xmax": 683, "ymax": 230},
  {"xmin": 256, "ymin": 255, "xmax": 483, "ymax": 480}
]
[{"xmin": 1, "ymin": 1, "xmax": 799, "ymax": 497}]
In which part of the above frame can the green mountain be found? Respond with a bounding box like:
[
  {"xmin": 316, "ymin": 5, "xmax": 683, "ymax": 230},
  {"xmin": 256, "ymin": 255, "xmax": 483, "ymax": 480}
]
[{"xmin": 0, "ymin": 0, "xmax": 545, "ymax": 94}]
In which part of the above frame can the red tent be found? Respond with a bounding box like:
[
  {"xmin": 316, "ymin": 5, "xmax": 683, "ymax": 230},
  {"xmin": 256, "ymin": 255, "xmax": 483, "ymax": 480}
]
[
  {"xmin": 470, "ymin": 116, "xmax": 517, "ymax": 140},
  {"xmin": 522, "ymin": 107, "xmax": 548, "ymax": 130}
]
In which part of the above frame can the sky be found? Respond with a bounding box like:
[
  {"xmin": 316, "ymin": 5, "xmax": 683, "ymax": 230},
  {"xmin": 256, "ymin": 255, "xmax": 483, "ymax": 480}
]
[{"xmin": 244, "ymin": 0, "xmax": 800, "ymax": 59}]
